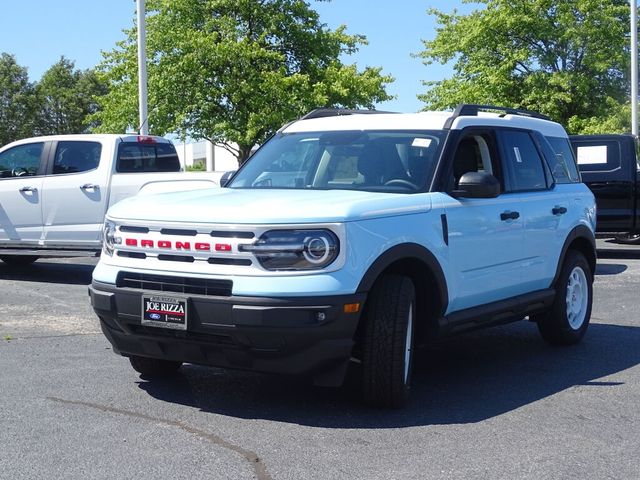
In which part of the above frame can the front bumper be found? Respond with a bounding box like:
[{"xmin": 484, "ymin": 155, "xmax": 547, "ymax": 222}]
[{"xmin": 89, "ymin": 281, "xmax": 366, "ymax": 386}]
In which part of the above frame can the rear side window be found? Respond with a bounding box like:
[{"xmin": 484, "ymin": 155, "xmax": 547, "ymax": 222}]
[
  {"xmin": 500, "ymin": 131, "xmax": 548, "ymax": 192},
  {"xmin": 53, "ymin": 141, "xmax": 101, "ymax": 174},
  {"xmin": 545, "ymin": 136, "xmax": 580, "ymax": 183},
  {"xmin": 116, "ymin": 142, "xmax": 181, "ymax": 173}
]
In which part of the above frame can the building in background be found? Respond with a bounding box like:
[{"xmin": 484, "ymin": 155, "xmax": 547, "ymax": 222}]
[{"xmin": 174, "ymin": 140, "xmax": 238, "ymax": 172}]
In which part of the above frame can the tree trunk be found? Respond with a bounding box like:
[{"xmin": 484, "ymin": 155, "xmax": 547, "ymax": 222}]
[{"xmin": 237, "ymin": 144, "xmax": 254, "ymax": 166}]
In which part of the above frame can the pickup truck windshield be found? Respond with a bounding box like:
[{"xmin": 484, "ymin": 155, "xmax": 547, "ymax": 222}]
[{"xmin": 228, "ymin": 130, "xmax": 445, "ymax": 193}]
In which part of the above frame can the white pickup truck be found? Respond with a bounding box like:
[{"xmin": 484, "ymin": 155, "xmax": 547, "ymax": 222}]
[{"xmin": 0, "ymin": 134, "xmax": 222, "ymax": 265}]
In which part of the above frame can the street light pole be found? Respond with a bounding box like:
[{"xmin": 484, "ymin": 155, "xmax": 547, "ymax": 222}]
[
  {"xmin": 137, "ymin": 0, "xmax": 149, "ymax": 135},
  {"xmin": 632, "ymin": 0, "xmax": 638, "ymax": 136}
]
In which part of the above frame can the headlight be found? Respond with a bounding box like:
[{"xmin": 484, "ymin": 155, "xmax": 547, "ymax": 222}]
[
  {"xmin": 102, "ymin": 220, "xmax": 119, "ymax": 256},
  {"xmin": 239, "ymin": 229, "xmax": 339, "ymax": 271}
]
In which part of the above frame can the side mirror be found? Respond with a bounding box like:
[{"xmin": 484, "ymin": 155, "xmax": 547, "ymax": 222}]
[
  {"xmin": 219, "ymin": 170, "xmax": 236, "ymax": 187},
  {"xmin": 452, "ymin": 171, "xmax": 501, "ymax": 198}
]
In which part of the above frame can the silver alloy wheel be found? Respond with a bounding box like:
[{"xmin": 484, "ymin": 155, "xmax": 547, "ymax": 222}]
[
  {"xmin": 403, "ymin": 304, "xmax": 414, "ymax": 384},
  {"xmin": 566, "ymin": 266, "xmax": 589, "ymax": 330}
]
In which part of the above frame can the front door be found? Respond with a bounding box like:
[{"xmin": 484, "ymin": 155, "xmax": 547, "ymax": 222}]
[
  {"xmin": 0, "ymin": 142, "xmax": 46, "ymax": 244},
  {"xmin": 442, "ymin": 131, "xmax": 526, "ymax": 313}
]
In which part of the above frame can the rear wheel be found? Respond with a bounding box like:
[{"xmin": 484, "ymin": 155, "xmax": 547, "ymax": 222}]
[
  {"xmin": 128, "ymin": 355, "xmax": 182, "ymax": 377},
  {"xmin": 361, "ymin": 274, "xmax": 415, "ymax": 408},
  {"xmin": 0, "ymin": 255, "xmax": 38, "ymax": 266},
  {"xmin": 537, "ymin": 250, "xmax": 592, "ymax": 345}
]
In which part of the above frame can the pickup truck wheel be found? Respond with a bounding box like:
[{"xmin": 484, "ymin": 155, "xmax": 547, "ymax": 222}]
[
  {"xmin": 361, "ymin": 274, "xmax": 415, "ymax": 408},
  {"xmin": 0, "ymin": 255, "xmax": 38, "ymax": 266},
  {"xmin": 128, "ymin": 355, "xmax": 182, "ymax": 377},
  {"xmin": 537, "ymin": 250, "xmax": 592, "ymax": 345},
  {"xmin": 614, "ymin": 233, "xmax": 640, "ymax": 245}
]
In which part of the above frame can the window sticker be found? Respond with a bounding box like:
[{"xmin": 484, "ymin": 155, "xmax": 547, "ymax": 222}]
[
  {"xmin": 513, "ymin": 146, "xmax": 523, "ymax": 163},
  {"xmin": 412, "ymin": 138, "xmax": 432, "ymax": 148},
  {"xmin": 576, "ymin": 145, "xmax": 608, "ymax": 165}
]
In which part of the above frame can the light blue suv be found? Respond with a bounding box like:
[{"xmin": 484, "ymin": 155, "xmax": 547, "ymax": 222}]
[{"xmin": 90, "ymin": 104, "xmax": 597, "ymax": 408}]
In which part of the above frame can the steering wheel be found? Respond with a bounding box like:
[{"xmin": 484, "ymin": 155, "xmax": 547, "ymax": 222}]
[
  {"xmin": 11, "ymin": 167, "xmax": 28, "ymax": 177},
  {"xmin": 384, "ymin": 179, "xmax": 419, "ymax": 191}
]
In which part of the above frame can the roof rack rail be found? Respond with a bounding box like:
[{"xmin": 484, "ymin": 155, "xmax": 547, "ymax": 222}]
[
  {"xmin": 444, "ymin": 103, "xmax": 551, "ymax": 129},
  {"xmin": 300, "ymin": 108, "xmax": 396, "ymax": 121}
]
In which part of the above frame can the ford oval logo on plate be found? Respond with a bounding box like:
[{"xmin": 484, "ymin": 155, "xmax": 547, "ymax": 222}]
[{"xmin": 149, "ymin": 313, "xmax": 161, "ymax": 320}]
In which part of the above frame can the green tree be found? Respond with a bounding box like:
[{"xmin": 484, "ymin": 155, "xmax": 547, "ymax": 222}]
[
  {"xmin": 417, "ymin": 0, "xmax": 631, "ymax": 133},
  {"xmin": 95, "ymin": 0, "xmax": 393, "ymax": 164},
  {"xmin": 36, "ymin": 57, "xmax": 108, "ymax": 135},
  {"xmin": 0, "ymin": 53, "xmax": 37, "ymax": 146}
]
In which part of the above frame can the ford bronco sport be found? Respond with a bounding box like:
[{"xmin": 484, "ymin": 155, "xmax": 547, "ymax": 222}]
[{"xmin": 89, "ymin": 104, "xmax": 597, "ymax": 408}]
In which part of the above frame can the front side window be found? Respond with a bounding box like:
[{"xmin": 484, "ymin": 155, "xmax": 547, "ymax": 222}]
[
  {"xmin": 501, "ymin": 131, "xmax": 548, "ymax": 192},
  {"xmin": 116, "ymin": 142, "xmax": 181, "ymax": 173},
  {"xmin": 53, "ymin": 141, "xmax": 102, "ymax": 174},
  {"xmin": 449, "ymin": 132, "xmax": 500, "ymax": 191},
  {"xmin": 0, "ymin": 143, "xmax": 44, "ymax": 178},
  {"xmin": 229, "ymin": 130, "xmax": 445, "ymax": 193}
]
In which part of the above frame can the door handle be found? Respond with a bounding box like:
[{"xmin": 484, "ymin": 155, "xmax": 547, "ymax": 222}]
[
  {"xmin": 552, "ymin": 206, "xmax": 567, "ymax": 215},
  {"xmin": 80, "ymin": 183, "xmax": 99, "ymax": 190},
  {"xmin": 500, "ymin": 211, "xmax": 520, "ymax": 221},
  {"xmin": 19, "ymin": 186, "xmax": 37, "ymax": 193}
]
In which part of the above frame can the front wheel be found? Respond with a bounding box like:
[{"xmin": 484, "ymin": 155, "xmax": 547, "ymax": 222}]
[
  {"xmin": 361, "ymin": 274, "xmax": 416, "ymax": 408},
  {"xmin": 129, "ymin": 355, "xmax": 182, "ymax": 377},
  {"xmin": 536, "ymin": 250, "xmax": 592, "ymax": 345}
]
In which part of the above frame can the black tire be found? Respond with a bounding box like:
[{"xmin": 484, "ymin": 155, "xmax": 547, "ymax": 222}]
[
  {"xmin": 128, "ymin": 355, "xmax": 182, "ymax": 377},
  {"xmin": 614, "ymin": 233, "xmax": 640, "ymax": 245},
  {"xmin": 361, "ymin": 274, "xmax": 416, "ymax": 408},
  {"xmin": 537, "ymin": 250, "xmax": 592, "ymax": 345},
  {"xmin": 0, "ymin": 255, "xmax": 38, "ymax": 266}
]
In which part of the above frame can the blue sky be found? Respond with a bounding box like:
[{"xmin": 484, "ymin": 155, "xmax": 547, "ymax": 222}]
[{"xmin": 0, "ymin": 0, "xmax": 474, "ymax": 113}]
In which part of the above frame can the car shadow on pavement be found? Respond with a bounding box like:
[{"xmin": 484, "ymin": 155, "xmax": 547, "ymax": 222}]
[
  {"xmin": 597, "ymin": 245, "xmax": 640, "ymax": 261},
  {"xmin": 595, "ymin": 263, "xmax": 627, "ymax": 275},
  {"xmin": 0, "ymin": 260, "xmax": 95, "ymax": 285},
  {"xmin": 136, "ymin": 321, "xmax": 640, "ymax": 428}
]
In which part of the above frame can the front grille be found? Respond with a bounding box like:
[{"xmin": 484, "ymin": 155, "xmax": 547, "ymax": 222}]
[
  {"xmin": 208, "ymin": 257, "xmax": 252, "ymax": 266},
  {"xmin": 210, "ymin": 230, "xmax": 255, "ymax": 239},
  {"xmin": 117, "ymin": 272, "xmax": 232, "ymax": 296},
  {"xmin": 120, "ymin": 226, "xmax": 149, "ymax": 233},
  {"xmin": 118, "ymin": 251, "xmax": 146, "ymax": 259},
  {"xmin": 157, "ymin": 254, "xmax": 195, "ymax": 263},
  {"xmin": 160, "ymin": 228, "xmax": 198, "ymax": 236}
]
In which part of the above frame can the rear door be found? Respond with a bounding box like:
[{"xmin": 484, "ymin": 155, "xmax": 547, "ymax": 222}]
[
  {"xmin": 497, "ymin": 129, "xmax": 571, "ymax": 292},
  {"xmin": 41, "ymin": 140, "xmax": 111, "ymax": 247},
  {"xmin": 0, "ymin": 141, "xmax": 47, "ymax": 244}
]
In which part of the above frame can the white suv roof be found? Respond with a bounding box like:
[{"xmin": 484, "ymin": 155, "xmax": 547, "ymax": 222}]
[{"xmin": 283, "ymin": 106, "xmax": 567, "ymax": 138}]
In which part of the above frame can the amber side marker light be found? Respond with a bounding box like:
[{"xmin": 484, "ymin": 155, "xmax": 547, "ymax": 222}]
[{"xmin": 343, "ymin": 303, "xmax": 361, "ymax": 314}]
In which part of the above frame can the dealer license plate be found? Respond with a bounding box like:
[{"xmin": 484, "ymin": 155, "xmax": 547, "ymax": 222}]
[{"xmin": 142, "ymin": 295, "xmax": 188, "ymax": 330}]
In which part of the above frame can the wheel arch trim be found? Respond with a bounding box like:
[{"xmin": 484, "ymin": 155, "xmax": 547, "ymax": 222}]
[
  {"xmin": 356, "ymin": 243, "xmax": 448, "ymax": 316},
  {"xmin": 552, "ymin": 225, "xmax": 596, "ymax": 287}
]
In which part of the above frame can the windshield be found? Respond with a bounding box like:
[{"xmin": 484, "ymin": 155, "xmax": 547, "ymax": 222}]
[{"xmin": 228, "ymin": 130, "xmax": 445, "ymax": 193}]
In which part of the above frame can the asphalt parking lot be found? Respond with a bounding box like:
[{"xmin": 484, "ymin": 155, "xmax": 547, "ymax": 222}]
[{"xmin": 1, "ymin": 241, "xmax": 639, "ymax": 480}]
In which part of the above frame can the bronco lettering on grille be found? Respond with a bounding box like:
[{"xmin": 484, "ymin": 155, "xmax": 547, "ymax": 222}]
[{"xmin": 124, "ymin": 239, "xmax": 232, "ymax": 252}]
